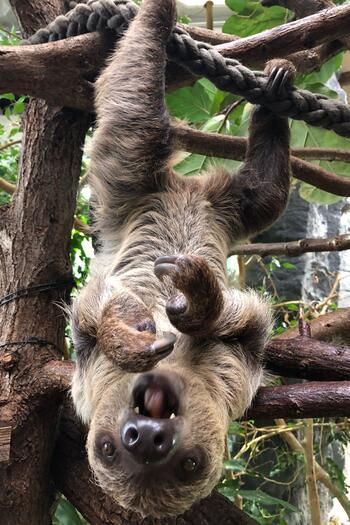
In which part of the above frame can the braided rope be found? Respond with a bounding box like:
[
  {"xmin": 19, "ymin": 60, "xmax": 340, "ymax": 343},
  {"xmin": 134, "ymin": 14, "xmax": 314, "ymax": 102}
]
[{"xmin": 25, "ymin": 0, "xmax": 350, "ymax": 138}]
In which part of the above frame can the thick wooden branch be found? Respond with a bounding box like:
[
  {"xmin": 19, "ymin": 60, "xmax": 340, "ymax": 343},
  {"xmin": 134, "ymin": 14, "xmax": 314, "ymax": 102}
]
[
  {"xmin": 0, "ymin": 5, "xmax": 349, "ymax": 109},
  {"xmin": 261, "ymin": 0, "xmax": 350, "ymax": 49},
  {"xmin": 3, "ymin": 126, "xmax": 350, "ymax": 200},
  {"xmin": 183, "ymin": 24, "xmax": 345, "ymax": 75},
  {"xmin": 247, "ymin": 381, "xmax": 350, "ymax": 419},
  {"xmin": 231, "ymin": 234, "xmax": 350, "ymax": 257},
  {"xmin": 266, "ymin": 337, "xmax": 350, "ymax": 381},
  {"xmin": 216, "ymin": 4, "xmax": 350, "ymax": 61},
  {"xmin": 279, "ymin": 308, "xmax": 350, "ymax": 343},
  {"xmin": 174, "ymin": 127, "xmax": 350, "ymax": 197}
]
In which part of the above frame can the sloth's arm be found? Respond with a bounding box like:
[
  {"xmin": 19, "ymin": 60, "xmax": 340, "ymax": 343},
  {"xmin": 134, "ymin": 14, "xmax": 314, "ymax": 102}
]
[
  {"xmin": 88, "ymin": 0, "xmax": 176, "ymax": 232},
  {"xmin": 231, "ymin": 105, "xmax": 291, "ymax": 237}
]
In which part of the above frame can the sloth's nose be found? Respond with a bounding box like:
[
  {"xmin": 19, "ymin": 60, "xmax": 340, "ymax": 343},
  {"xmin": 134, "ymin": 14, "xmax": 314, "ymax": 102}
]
[{"xmin": 121, "ymin": 412, "xmax": 179, "ymax": 464}]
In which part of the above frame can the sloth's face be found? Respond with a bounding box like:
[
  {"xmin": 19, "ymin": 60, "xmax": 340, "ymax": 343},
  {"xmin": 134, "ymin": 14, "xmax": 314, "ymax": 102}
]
[{"xmin": 87, "ymin": 368, "xmax": 226, "ymax": 518}]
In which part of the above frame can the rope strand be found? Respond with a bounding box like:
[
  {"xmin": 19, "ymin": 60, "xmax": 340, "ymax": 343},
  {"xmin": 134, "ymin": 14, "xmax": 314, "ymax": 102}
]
[{"xmin": 24, "ymin": 0, "xmax": 350, "ymax": 138}]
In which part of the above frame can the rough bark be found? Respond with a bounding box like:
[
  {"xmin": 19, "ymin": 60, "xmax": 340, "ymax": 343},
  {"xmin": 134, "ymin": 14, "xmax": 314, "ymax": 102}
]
[
  {"xmin": 0, "ymin": 1, "xmax": 90, "ymax": 524},
  {"xmin": 266, "ymin": 337, "xmax": 350, "ymax": 381},
  {"xmin": 216, "ymin": 4, "xmax": 350, "ymax": 59},
  {"xmin": 279, "ymin": 308, "xmax": 350, "ymax": 343},
  {"xmin": 247, "ymin": 382, "xmax": 350, "ymax": 419},
  {"xmin": 1, "ymin": 4, "xmax": 350, "ymax": 110}
]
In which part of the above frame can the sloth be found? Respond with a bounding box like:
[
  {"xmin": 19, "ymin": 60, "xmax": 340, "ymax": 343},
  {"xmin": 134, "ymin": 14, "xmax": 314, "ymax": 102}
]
[{"xmin": 71, "ymin": 0, "xmax": 294, "ymax": 518}]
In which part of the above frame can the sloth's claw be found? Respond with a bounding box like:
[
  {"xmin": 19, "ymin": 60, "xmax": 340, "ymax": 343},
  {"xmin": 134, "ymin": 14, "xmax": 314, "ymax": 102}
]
[
  {"xmin": 154, "ymin": 256, "xmax": 180, "ymax": 281},
  {"xmin": 264, "ymin": 59, "xmax": 296, "ymax": 99},
  {"xmin": 149, "ymin": 332, "xmax": 177, "ymax": 358},
  {"xmin": 154, "ymin": 254, "xmax": 224, "ymax": 336}
]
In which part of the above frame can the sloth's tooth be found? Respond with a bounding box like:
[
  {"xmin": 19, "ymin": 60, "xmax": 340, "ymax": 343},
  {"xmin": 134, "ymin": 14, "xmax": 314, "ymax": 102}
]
[
  {"xmin": 170, "ymin": 413, "xmax": 176, "ymax": 419},
  {"xmin": 134, "ymin": 406, "xmax": 140, "ymax": 414}
]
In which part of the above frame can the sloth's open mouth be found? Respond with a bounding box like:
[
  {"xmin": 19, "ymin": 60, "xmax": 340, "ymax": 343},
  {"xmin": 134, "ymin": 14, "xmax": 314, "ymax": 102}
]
[{"xmin": 132, "ymin": 373, "xmax": 180, "ymax": 419}]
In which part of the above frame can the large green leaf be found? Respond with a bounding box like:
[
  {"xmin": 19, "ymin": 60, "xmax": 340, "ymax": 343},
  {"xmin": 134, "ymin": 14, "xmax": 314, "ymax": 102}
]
[
  {"xmin": 223, "ymin": 2, "xmax": 287, "ymax": 37},
  {"xmin": 166, "ymin": 80, "xmax": 229, "ymax": 124},
  {"xmin": 290, "ymin": 121, "xmax": 350, "ymax": 205},
  {"xmin": 297, "ymin": 53, "xmax": 344, "ymax": 89}
]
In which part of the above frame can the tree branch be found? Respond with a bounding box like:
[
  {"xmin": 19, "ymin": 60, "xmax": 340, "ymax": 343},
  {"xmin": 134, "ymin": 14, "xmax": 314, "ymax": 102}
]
[
  {"xmin": 173, "ymin": 127, "xmax": 350, "ymax": 197},
  {"xmin": 304, "ymin": 419, "xmax": 322, "ymax": 525},
  {"xmin": 0, "ymin": 5, "xmax": 349, "ymax": 109},
  {"xmin": 278, "ymin": 308, "xmax": 350, "ymax": 342},
  {"xmin": 261, "ymin": 0, "xmax": 350, "ymax": 49},
  {"xmin": 247, "ymin": 381, "xmax": 350, "ymax": 419},
  {"xmin": 216, "ymin": 4, "xmax": 350, "ymax": 61},
  {"xmin": 230, "ymin": 234, "xmax": 350, "ymax": 257},
  {"xmin": 266, "ymin": 337, "xmax": 350, "ymax": 381},
  {"xmin": 182, "ymin": 24, "xmax": 345, "ymax": 76}
]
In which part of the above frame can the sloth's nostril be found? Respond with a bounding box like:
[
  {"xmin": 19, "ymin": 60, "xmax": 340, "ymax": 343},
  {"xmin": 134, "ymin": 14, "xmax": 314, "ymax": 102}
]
[
  {"xmin": 154, "ymin": 432, "xmax": 165, "ymax": 448},
  {"xmin": 124, "ymin": 426, "xmax": 139, "ymax": 447}
]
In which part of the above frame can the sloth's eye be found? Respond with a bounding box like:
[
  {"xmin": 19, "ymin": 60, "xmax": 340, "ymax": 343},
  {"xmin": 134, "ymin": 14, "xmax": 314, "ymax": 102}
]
[
  {"xmin": 100, "ymin": 438, "xmax": 117, "ymax": 463},
  {"xmin": 102, "ymin": 441, "xmax": 116, "ymax": 457},
  {"xmin": 182, "ymin": 457, "xmax": 198, "ymax": 472}
]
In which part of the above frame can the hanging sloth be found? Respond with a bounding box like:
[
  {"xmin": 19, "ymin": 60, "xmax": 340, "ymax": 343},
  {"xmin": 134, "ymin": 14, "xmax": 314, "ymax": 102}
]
[{"xmin": 71, "ymin": 0, "xmax": 294, "ymax": 517}]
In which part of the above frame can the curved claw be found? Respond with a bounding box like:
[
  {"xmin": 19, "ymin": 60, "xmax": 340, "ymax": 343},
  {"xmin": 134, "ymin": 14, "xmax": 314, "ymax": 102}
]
[
  {"xmin": 154, "ymin": 256, "xmax": 180, "ymax": 281},
  {"xmin": 149, "ymin": 332, "xmax": 177, "ymax": 359}
]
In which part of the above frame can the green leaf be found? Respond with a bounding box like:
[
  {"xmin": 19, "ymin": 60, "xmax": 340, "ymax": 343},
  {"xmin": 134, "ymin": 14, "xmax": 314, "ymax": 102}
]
[
  {"xmin": 53, "ymin": 498, "xmax": 87, "ymax": 525},
  {"xmin": 223, "ymin": 4, "xmax": 287, "ymax": 37},
  {"xmin": 225, "ymin": 0, "xmax": 248, "ymax": 13},
  {"xmin": 238, "ymin": 490, "xmax": 299, "ymax": 513},
  {"xmin": 299, "ymin": 183, "xmax": 342, "ymax": 205},
  {"xmin": 297, "ymin": 53, "xmax": 344, "ymax": 88},
  {"xmin": 228, "ymin": 421, "xmax": 245, "ymax": 434},
  {"xmin": 290, "ymin": 120, "xmax": 350, "ymax": 205},
  {"xmin": 166, "ymin": 81, "xmax": 216, "ymax": 123},
  {"xmin": 282, "ymin": 262, "xmax": 296, "ymax": 270},
  {"xmin": 1, "ymin": 93, "xmax": 16, "ymax": 102}
]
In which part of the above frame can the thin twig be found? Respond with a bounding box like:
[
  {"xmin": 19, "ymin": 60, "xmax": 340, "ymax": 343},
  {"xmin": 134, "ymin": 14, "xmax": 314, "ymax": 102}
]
[
  {"xmin": 275, "ymin": 419, "xmax": 350, "ymax": 520},
  {"xmin": 230, "ymin": 234, "xmax": 350, "ymax": 257},
  {"xmin": 303, "ymin": 419, "xmax": 322, "ymax": 525},
  {"xmin": 0, "ymin": 140, "xmax": 21, "ymax": 152},
  {"xmin": 0, "ymin": 177, "xmax": 15, "ymax": 193}
]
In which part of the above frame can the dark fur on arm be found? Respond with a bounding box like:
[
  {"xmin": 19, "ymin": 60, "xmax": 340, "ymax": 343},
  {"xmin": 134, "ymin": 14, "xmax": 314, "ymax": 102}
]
[
  {"xmin": 232, "ymin": 107, "xmax": 291, "ymax": 236},
  {"xmin": 215, "ymin": 59, "xmax": 295, "ymax": 240},
  {"xmin": 88, "ymin": 0, "xmax": 176, "ymax": 234}
]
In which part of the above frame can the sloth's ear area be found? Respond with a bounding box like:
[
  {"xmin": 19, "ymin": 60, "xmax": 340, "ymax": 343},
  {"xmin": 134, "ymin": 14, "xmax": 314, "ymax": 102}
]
[{"xmin": 96, "ymin": 313, "xmax": 177, "ymax": 373}]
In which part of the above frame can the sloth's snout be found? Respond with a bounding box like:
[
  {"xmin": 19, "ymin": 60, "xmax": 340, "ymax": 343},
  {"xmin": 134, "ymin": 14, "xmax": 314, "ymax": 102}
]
[
  {"xmin": 120, "ymin": 371, "xmax": 183, "ymax": 465},
  {"xmin": 121, "ymin": 413, "xmax": 179, "ymax": 463}
]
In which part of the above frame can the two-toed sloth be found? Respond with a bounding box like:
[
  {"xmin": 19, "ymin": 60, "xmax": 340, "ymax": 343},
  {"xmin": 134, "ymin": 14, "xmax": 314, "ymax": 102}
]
[{"xmin": 71, "ymin": 0, "xmax": 294, "ymax": 518}]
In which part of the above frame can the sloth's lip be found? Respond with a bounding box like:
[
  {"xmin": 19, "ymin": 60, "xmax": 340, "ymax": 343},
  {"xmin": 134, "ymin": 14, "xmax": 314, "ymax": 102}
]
[{"xmin": 132, "ymin": 372, "xmax": 181, "ymax": 420}]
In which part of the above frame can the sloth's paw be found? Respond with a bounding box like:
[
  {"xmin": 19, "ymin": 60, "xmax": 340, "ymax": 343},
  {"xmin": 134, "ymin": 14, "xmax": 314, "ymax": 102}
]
[
  {"xmin": 264, "ymin": 59, "xmax": 296, "ymax": 99},
  {"xmin": 154, "ymin": 255, "xmax": 224, "ymax": 336}
]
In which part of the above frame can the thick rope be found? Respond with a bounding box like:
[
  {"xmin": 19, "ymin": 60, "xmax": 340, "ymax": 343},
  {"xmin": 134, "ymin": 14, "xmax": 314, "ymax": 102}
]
[{"xmin": 25, "ymin": 0, "xmax": 350, "ymax": 138}]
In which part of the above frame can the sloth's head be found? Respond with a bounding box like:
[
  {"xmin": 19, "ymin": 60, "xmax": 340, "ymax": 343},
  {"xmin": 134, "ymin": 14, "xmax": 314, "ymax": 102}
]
[{"xmin": 87, "ymin": 367, "xmax": 226, "ymax": 518}]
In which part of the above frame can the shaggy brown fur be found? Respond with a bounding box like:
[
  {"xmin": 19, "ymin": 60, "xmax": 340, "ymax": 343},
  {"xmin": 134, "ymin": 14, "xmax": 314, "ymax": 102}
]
[{"xmin": 71, "ymin": 0, "xmax": 294, "ymax": 518}]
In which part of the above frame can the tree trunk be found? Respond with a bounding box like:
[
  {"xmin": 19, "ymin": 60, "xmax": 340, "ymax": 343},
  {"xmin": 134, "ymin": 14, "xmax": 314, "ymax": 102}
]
[{"xmin": 0, "ymin": 2, "xmax": 90, "ymax": 524}]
